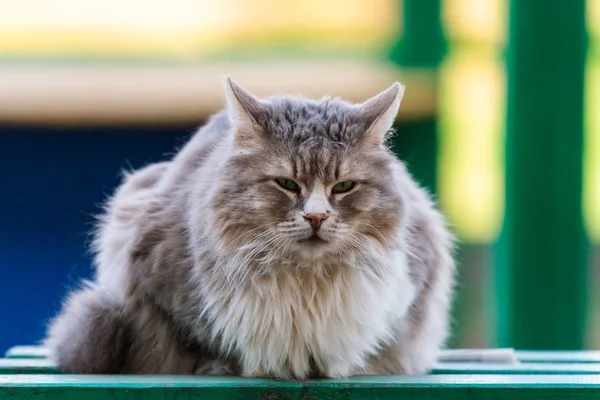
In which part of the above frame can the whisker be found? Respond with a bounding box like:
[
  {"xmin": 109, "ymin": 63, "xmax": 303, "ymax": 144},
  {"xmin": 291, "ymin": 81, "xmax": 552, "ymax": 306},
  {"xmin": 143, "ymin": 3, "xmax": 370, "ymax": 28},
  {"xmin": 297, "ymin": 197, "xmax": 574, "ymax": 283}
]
[
  {"xmin": 355, "ymin": 222, "xmax": 390, "ymax": 248},
  {"xmin": 228, "ymin": 232, "xmax": 286, "ymax": 284},
  {"xmin": 220, "ymin": 223, "xmax": 277, "ymax": 252}
]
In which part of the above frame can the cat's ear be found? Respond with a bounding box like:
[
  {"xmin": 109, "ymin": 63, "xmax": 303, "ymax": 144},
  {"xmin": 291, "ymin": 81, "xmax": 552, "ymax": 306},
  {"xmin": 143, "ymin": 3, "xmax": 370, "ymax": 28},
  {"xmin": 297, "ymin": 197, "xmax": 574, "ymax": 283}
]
[
  {"xmin": 223, "ymin": 76, "xmax": 264, "ymax": 131},
  {"xmin": 357, "ymin": 82, "xmax": 405, "ymax": 146}
]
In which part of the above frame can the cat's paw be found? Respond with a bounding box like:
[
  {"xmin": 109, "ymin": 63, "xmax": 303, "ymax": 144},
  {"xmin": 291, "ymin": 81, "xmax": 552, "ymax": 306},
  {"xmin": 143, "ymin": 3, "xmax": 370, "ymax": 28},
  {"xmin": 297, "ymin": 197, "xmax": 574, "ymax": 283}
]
[
  {"xmin": 323, "ymin": 362, "xmax": 353, "ymax": 379},
  {"xmin": 240, "ymin": 364, "xmax": 268, "ymax": 378},
  {"xmin": 194, "ymin": 359, "xmax": 237, "ymax": 375}
]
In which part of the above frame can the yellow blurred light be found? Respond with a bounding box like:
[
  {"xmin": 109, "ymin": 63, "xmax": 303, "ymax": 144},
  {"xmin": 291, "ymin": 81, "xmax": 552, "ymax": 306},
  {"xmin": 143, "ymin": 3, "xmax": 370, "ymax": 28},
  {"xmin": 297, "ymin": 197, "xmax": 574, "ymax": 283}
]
[
  {"xmin": 588, "ymin": 0, "xmax": 600, "ymax": 40},
  {"xmin": 438, "ymin": 50, "xmax": 506, "ymax": 243},
  {"xmin": 443, "ymin": 0, "xmax": 506, "ymax": 44},
  {"xmin": 0, "ymin": 0, "xmax": 397, "ymax": 57},
  {"xmin": 584, "ymin": 61, "xmax": 600, "ymax": 244}
]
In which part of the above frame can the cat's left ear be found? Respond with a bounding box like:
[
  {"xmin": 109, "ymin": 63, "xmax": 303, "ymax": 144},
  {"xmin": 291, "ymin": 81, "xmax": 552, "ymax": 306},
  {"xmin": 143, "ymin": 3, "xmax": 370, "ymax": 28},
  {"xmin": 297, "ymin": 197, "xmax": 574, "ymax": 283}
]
[
  {"xmin": 357, "ymin": 82, "xmax": 405, "ymax": 146},
  {"xmin": 223, "ymin": 76, "xmax": 264, "ymax": 131}
]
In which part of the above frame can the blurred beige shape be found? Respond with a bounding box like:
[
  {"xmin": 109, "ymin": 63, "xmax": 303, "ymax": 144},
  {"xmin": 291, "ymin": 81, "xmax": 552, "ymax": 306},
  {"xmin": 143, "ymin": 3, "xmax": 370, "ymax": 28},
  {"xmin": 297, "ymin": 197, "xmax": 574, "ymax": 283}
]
[
  {"xmin": 0, "ymin": 61, "xmax": 435, "ymax": 125},
  {"xmin": 438, "ymin": 51, "xmax": 505, "ymax": 243},
  {"xmin": 443, "ymin": 0, "xmax": 505, "ymax": 44}
]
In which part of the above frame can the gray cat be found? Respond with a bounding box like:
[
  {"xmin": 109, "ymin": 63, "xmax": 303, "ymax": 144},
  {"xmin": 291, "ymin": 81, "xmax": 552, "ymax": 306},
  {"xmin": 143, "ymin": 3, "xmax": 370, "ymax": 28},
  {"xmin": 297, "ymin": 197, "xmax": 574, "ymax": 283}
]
[{"xmin": 44, "ymin": 77, "xmax": 456, "ymax": 379}]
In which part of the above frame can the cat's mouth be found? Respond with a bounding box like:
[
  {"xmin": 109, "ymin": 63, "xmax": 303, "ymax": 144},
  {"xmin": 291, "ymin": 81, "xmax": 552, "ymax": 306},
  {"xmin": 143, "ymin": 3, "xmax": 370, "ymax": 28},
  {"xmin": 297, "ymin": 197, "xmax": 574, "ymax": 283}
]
[{"xmin": 299, "ymin": 234, "xmax": 327, "ymax": 245}]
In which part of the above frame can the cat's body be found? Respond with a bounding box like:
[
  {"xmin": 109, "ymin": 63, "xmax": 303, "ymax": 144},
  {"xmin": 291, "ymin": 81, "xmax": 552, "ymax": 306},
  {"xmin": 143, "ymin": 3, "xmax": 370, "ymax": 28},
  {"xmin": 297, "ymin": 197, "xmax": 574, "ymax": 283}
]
[{"xmin": 45, "ymin": 79, "xmax": 455, "ymax": 379}]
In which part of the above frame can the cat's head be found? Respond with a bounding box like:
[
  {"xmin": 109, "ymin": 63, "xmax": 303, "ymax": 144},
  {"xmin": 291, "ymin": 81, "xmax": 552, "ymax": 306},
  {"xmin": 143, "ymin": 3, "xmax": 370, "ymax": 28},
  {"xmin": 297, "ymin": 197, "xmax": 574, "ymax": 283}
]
[{"xmin": 211, "ymin": 77, "xmax": 409, "ymax": 262}]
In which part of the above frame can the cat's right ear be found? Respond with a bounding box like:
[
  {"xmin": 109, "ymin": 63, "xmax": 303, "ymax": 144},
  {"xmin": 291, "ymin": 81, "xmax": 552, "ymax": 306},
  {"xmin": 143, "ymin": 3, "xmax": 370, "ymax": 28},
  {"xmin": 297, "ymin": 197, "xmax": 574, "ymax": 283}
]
[
  {"xmin": 356, "ymin": 82, "xmax": 405, "ymax": 147},
  {"xmin": 223, "ymin": 76, "xmax": 265, "ymax": 141}
]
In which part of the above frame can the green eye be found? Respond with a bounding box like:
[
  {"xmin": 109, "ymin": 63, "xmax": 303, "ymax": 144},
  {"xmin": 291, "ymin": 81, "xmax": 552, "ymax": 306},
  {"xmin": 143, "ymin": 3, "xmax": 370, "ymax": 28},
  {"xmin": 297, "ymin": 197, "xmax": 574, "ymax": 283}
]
[
  {"xmin": 275, "ymin": 178, "xmax": 300, "ymax": 192},
  {"xmin": 332, "ymin": 181, "xmax": 356, "ymax": 194}
]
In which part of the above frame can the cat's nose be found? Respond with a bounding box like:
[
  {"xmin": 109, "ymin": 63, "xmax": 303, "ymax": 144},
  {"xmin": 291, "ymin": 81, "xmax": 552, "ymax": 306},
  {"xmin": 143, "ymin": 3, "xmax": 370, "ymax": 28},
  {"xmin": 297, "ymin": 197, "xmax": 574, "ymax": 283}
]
[{"xmin": 303, "ymin": 213, "xmax": 328, "ymax": 229}]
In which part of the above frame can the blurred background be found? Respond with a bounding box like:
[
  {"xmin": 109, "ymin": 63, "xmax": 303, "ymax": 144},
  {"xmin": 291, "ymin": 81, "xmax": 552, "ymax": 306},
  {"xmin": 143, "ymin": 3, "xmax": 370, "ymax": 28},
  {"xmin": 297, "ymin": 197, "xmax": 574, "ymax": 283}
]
[{"xmin": 0, "ymin": 0, "xmax": 597, "ymax": 353}]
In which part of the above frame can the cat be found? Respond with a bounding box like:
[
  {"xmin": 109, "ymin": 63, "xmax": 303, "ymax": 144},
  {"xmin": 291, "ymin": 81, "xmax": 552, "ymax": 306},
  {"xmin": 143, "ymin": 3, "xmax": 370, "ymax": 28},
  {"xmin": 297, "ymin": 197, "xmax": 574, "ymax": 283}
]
[{"xmin": 44, "ymin": 77, "xmax": 456, "ymax": 379}]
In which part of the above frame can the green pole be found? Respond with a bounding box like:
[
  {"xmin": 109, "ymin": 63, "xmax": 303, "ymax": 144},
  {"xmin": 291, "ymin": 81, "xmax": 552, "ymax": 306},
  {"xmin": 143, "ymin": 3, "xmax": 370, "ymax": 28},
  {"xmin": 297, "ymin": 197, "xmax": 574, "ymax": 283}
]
[
  {"xmin": 390, "ymin": 0, "xmax": 445, "ymax": 68},
  {"xmin": 389, "ymin": 0, "xmax": 445, "ymax": 193},
  {"xmin": 496, "ymin": 0, "xmax": 588, "ymax": 349}
]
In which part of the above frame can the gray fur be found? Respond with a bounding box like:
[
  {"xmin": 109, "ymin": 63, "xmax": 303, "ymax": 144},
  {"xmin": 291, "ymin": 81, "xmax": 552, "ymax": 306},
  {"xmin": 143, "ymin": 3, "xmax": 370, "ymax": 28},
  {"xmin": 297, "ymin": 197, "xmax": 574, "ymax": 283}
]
[{"xmin": 44, "ymin": 78, "xmax": 456, "ymax": 379}]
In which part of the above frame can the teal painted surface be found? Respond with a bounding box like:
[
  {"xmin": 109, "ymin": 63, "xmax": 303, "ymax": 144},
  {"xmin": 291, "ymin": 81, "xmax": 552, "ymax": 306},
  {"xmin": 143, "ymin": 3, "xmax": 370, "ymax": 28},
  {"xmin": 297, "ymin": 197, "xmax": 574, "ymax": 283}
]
[
  {"xmin": 518, "ymin": 351, "xmax": 600, "ymax": 364},
  {"xmin": 6, "ymin": 358, "xmax": 600, "ymax": 375},
  {"xmin": 4, "ymin": 346, "xmax": 50, "ymax": 359},
  {"xmin": 3, "ymin": 373, "xmax": 600, "ymax": 386},
  {"xmin": 2, "ymin": 374, "xmax": 600, "ymax": 400},
  {"xmin": 9, "ymin": 345, "xmax": 600, "ymax": 364},
  {"xmin": 496, "ymin": 0, "xmax": 588, "ymax": 349},
  {"xmin": 0, "ymin": 358, "xmax": 58, "ymax": 374},
  {"xmin": 433, "ymin": 363, "xmax": 600, "ymax": 375}
]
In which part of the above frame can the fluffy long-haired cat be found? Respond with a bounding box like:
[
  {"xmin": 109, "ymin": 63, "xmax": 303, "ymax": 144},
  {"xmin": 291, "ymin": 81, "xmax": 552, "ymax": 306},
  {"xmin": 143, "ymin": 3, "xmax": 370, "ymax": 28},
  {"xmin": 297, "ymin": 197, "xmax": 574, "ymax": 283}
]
[{"xmin": 44, "ymin": 77, "xmax": 456, "ymax": 379}]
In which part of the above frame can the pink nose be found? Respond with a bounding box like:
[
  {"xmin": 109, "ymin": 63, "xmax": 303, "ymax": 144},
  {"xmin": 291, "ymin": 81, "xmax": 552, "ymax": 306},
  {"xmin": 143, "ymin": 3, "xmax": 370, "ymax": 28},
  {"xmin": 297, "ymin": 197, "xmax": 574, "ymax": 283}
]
[{"xmin": 303, "ymin": 213, "xmax": 328, "ymax": 229}]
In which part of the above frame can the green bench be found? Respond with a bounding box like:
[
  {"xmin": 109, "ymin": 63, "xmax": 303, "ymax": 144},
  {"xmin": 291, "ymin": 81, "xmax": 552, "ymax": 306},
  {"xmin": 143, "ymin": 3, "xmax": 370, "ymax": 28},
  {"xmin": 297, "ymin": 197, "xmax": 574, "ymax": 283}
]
[
  {"xmin": 3, "ymin": 374, "xmax": 600, "ymax": 400},
  {"xmin": 4, "ymin": 346, "xmax": 50, "ymax": 359},
  {"xmin": 5, "ymin": 357, "xmax": 600, "ymax": 376},
  {"xmin": 2, "ymin": 346, "xmax": 600, "ymax": 399}
]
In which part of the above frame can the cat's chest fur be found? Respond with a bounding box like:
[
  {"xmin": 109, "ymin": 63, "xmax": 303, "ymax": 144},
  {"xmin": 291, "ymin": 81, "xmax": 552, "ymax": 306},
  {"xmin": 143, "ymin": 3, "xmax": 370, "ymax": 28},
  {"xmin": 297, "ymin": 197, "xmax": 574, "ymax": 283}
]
[{"xmin": 198, "ymin": 252, "xmax": 416, "ymax": 378}]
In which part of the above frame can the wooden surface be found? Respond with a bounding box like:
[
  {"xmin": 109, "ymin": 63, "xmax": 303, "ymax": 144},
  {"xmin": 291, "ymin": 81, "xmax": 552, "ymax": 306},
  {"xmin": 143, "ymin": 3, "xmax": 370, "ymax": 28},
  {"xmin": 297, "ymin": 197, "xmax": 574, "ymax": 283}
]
[
  {"xmin": 438, "ymin": 348, "xmax": 518, "ymax": 363},
  {"xmin": 2, "ymin": 374, "xmax": 600, "ymax": 400},
  {"xmin": 0, "ymin": 358, "xmax": 57, "ymax": 374},
  {"xmin": 432, "ymin": 362, "xmax": 600, "ymax": 375},
  {"xmin": 6, "ymin": 358, "xmax": 600, "ymax": 376},
  {"xmin": 4, "ymin": 346, "xmax": 600, "ymax": 399},
  {"xmin": 518, "ymin": 351, "xmax": 600, "ymax": 364},
  {"xmin": 0, "ymin": 60, "xmax": 436, "ymax": 126},
  {"xmin": 9, "ymin": 345, "xmax": 600, "ymax": 363},
  {"xmin": 4, "ymin": 346, "xmax": 50, "ymax": 359}
]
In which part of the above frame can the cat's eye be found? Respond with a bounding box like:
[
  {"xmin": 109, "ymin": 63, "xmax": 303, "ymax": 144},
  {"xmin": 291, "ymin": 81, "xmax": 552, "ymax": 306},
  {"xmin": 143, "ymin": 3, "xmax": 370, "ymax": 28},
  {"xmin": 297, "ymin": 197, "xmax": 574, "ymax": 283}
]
[
  {"xmin": 331, "ymin": 181, "xmax": 356, "ymax": 194},
  {"xmin": 275, "ymin": 178, "xmax": 300, "ymax": 192}
]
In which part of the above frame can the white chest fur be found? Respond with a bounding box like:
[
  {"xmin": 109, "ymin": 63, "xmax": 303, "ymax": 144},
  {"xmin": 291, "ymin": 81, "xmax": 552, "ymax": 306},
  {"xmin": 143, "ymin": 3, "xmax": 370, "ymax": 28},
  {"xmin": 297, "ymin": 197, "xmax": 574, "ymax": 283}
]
[{"xmin": 201, "ymin": 251, "xmax": 416, "ymax": 378}]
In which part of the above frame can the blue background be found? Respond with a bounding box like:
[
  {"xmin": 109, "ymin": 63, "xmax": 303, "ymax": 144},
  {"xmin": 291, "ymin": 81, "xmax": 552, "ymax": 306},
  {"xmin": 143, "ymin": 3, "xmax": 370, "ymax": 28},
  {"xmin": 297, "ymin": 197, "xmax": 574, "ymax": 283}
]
[{"xmin": 0, "ymin": 124, "xmax": 195, "ymax": 353}]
